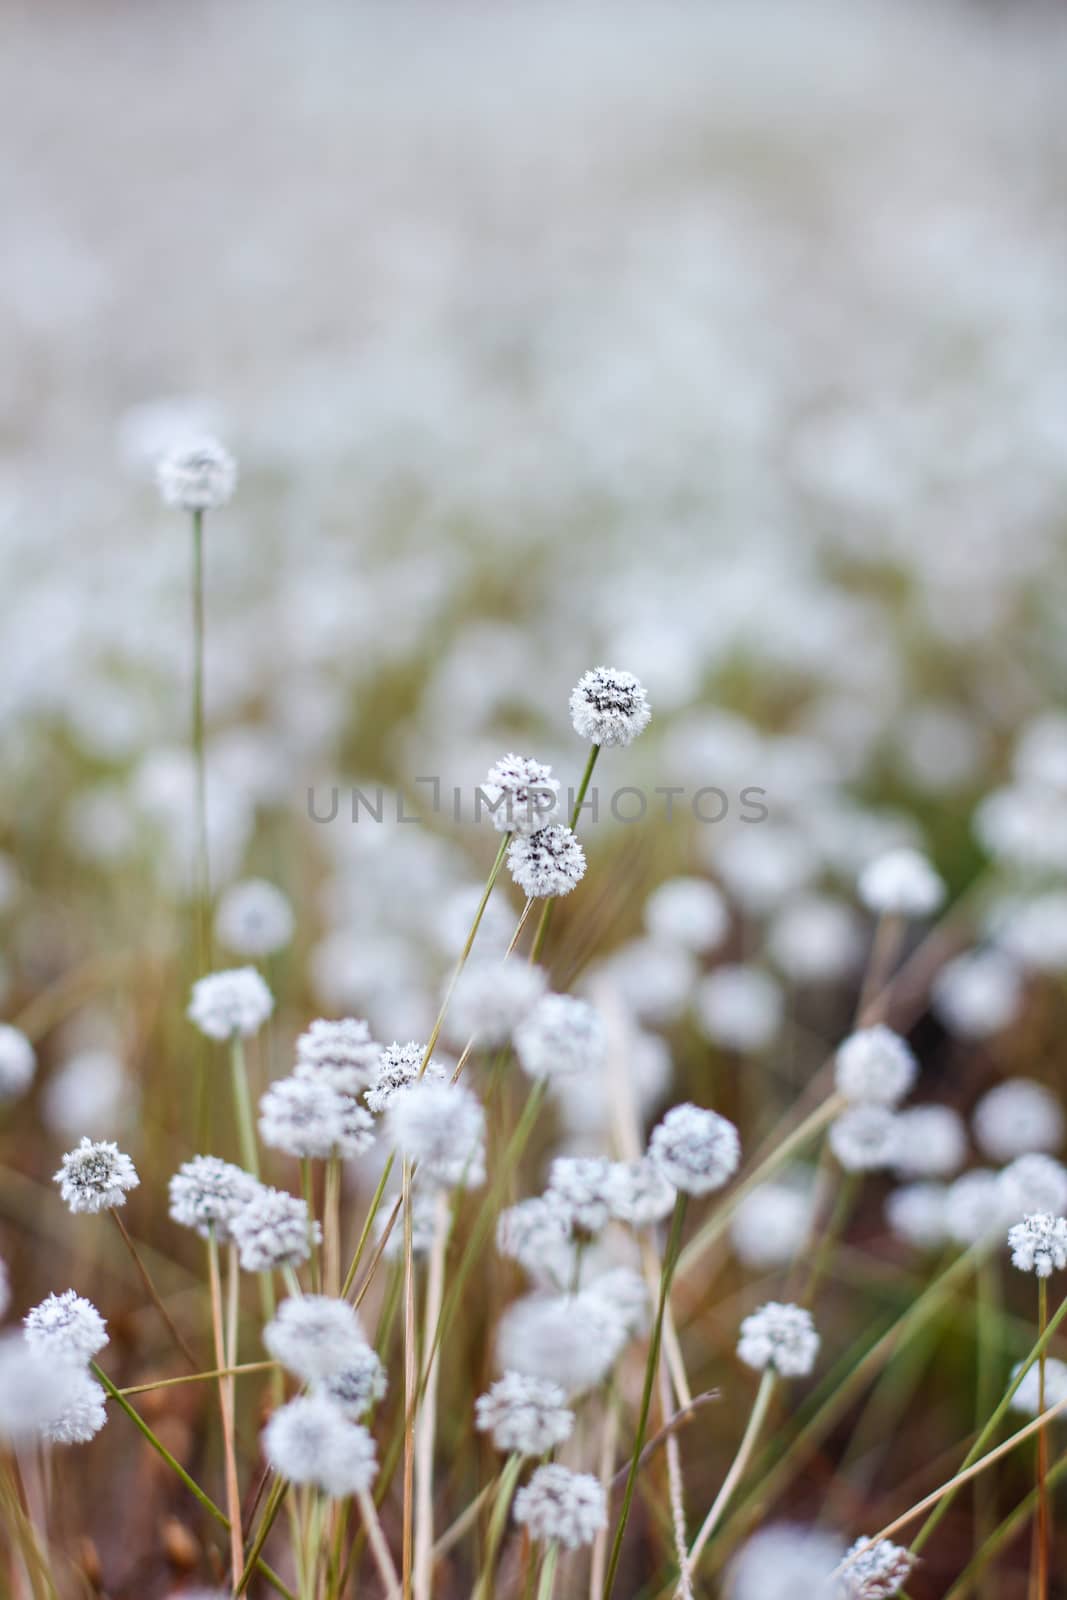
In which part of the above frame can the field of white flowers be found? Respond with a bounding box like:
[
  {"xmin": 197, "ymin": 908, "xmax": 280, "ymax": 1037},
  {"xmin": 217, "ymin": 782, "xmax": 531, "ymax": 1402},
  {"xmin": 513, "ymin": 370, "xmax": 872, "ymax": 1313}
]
[{"xmin": 3, "ymin": 2, "xmax": 1067, "ymax": 1597}]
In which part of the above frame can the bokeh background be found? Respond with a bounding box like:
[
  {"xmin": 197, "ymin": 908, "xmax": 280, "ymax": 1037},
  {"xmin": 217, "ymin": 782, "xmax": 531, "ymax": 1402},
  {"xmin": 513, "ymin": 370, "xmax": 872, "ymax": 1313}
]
[{"xmin": 3, "ymin": 2, "xmax": 1067, "ymax": 1595}]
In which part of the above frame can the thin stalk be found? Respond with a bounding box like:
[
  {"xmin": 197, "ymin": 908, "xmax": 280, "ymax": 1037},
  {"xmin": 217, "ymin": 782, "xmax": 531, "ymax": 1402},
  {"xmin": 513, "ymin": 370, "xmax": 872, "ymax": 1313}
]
[
  {"xmin": 359, "ymin": 1489, "xmax": 403, "ymax": 1600},
  {"xmin": 414, "ymin": 1190, "xmax": 449, "ymax": 1600},
  {"xmin": 974, "ymin": 1259, "xmax": 998, "ymax": 1599},
  {"xmin": 530, "ymin": 743, "xmax": 600, "ymax": 964},
  {"xmin": 300, "ymin": 1158, "xmax": 321, "ymax": 1293},
  {"xmin": 190, "ymin": 507, "xmax": 210, "ymax": 964},
  {"xmin": 342, "ymin": 1153, "xmax": 396, "ymax": 1298},
  {"xmin": 684, "ymin": 1370, "xmax": 775, "ymax": 1580},
  {"xmin": 230, "ymin": 1035, "xmax": 259, "ymax": 1177},
  {"xmin": 109, "ymin": 1208, "xmax": 198, "ymax": 1369},
  {"xmin": 1036, "ymin": 1277, "xmax": 1049, "ymax": 1600},
  {"xmin": 602, "ymin": 1191, "xmax": 688, "ymax": 1599},
  {"xmin": 402, "ymin": 1159, "xmax": 417, "ymax": 1599},
  {"xmin": 324, "ymin": 1154, "xmax": 342, "ymax": 1296},
  {"xmin": 237, "ymin": 1474, "xmax": 289, "ymax": 1595},
  {"xmin": 433, "ymin": 1474, "xmax": 496, "ymax": 1561},
  {"xmin": 537, "ymin": 1541, "xmax": 560, "ymax": 1600},
  {"xmin": 945, "ymin": 1454, "xmax": 1067, "ymax": 1600},
  {"xmin": 421, "ymin": 831, "xmax": 511, "ymax": 1072},
  {"xmin": 119, "ymin": 1360, "xmax": 276, "ymax": 1396},
  {"xmin": 207, "ymin": 1230, "xmax": 243, "ymax": 1583},
  {"xmin": 473, "ymin": 1454, "xmax": 523, "ymax": 1600},
  {"xmin": 590, "ymin": 1407, "xmax": 620, "ymax": 1600}
]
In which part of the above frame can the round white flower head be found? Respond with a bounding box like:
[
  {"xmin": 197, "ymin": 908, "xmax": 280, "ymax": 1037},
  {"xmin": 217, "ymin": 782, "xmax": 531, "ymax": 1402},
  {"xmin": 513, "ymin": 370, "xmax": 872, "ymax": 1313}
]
[
  {"xmin": 259, "ymin": 1075, "xmax": 375, "ymax": 1161},
  {"xmin": 188, "ymin": 968, "xmax": 273, "ymax": 1041},
  {"xmin": 892, "ymin": 1105, "xmax": 967, "ymax": 1179},
  {"xmin": 766, "ymin": 896, "xmax": 862, "ymax": 985},
  {"xmin": 999, "ymin": 1154, "xmax": 1067, "ymax": 1224},
  {"xmin": 264, "ymin": 1295, "xmax": 366, "ymax": 1382},
  {"xmin": 858, "ymin": 847, "xmax": 945, "ymax": 918},
  {"xmin": 0, "ymin": 1335, "xmax": 85, "ymax": 1446},
  {"xmin": 43, "ymin": 1048, "xmax": 129, "ymax": 1141},
  {"xmin": 649, "ymin": 1103, "xmax": 741, "ymax": 1195},
  {"xmin": 546, "ymin": 1156, "xmax": 614, "ymax": 1233},
  {"xmin": 974, "ymin": 1079, "xmax": 1065, "ymax": 1163},
  {"xmin": 1009, "ymin": 1356, "xmax": 1067, "ymax": 1418},
  {"xmin": 569, "ymin": 666, "xmax": 651, "ymax": 748},
  {"xmin": 215, "ymin": 879, "xmax": 294, "ymax": 958},
  {"xmin": 24, "ymin": 1291, "xmax": 108, "ymax": 1361},
  {"xmin": 730, "ymin": 1177, "xmax": 816, "ymax": 1269},
  {"xmin": 1007, "ymin": 1212, "xmax": 1067, "ymax": 1277},
  {"xmin": 446, "ymin": 962, "xmax": 547, "ymax": 1048},
  {"xmin": 386, "ymin": 1080, "xmax": 486, "ymax": 1189},
  {"xmin": 885, "ymin": 1183, "xmax": 948, "ymax": 1251},
  {"xmin": 481, "ymin": 754, "xmax": 560, "ymax": 836},
  {"xmin": 829, "ymin": 1107, "xmax": 900, "ymax": 1173},
  {"xmin": 835, "ymin": 1026, "xmax": 917, "ymax": 1108},
  {"xmin": 945, "ymin": 1169, "xmax": 1004, "ymax": 1246},
  {"xmin": 157, "ymin": 438, "xmax": 237, "ymax": 511},
  {"xmin": 727, "ymin": 1523, "xmax": 843, "ymax": 1600},
  {"xmin": 998, "ymin": 892, "xmax": 1067, "ymax": 975},
  {"xmin": 595, "ymin": 938, "xmax": 697, "ymax": 1026},
  {"xmin": 838, "ymin": 1537, "xmax": 914, "ymax": 1598},
  {"xmin": 231, "ymin": 1186, "xmax": 321, "ymax": 1273},
  {"xmin": 644, "ymin": 878, "xmax": 728, "ymax": 954},
  {"xmin": 317, "ymin": 1345, "xmax": 387, "ymax": 1419},
  {"xmin": 262, "ymin": 1395, "xmax": 377, "ymax": 1498},
  {"xmin": 514, "ymin": 994, "xmax": 606, "ymax": 1080},
  {"xmin": 0, "ymin": 1025, "xmax": 35, "ymax": 1102},
  {"xmin": 737, "ymin": 1302, "xmax": 819, "ymax": 1379},
  {"xmin": 932, "ymin": 950, "xmax": 1023, "ymax": 1039},
  {"xmin": 507, "ymin": 826, "xmax": 586, "ymax": 900},
  {"xmin": 586, "ymin": 1267, "xmax": 650, "ymax": 1337},
  {"xmin": 296, "ymin": 1018, "xmax": 381, "ymax": 1096},
  {"xmin": 365, "ymin": 1042, "xmax": 448, "ymax": 1115},
  {"xmin": 169, "ymin": 1156, "xmax": 262, "ymax": 1243},
  {"xmin": 694, "ymin": 966, "xmax": 783, "ymax": 1054},
  {"xmin": 55, "ymin": 1138, "xmax": 140, "ymax": 1214},
  {"xmin": 605, "ymin": 1157, "xmax": 677, "ymax": 1228},
  {"xmin": 497, "ymin": 1197, "xmax": 574, "ymax": 1284},
  {"xmin": 496, "ymin": 1291, "xmax": 629, "ymax": 1395},
  {"xmin": 42, "ymin": 1369, "xmax": 108, "ymax": 1446},
  {"xmin": 513, "ymin": 1463, "xmax": 607, "ymax": 1548},
  {"xmin": 475, "ymin": 1372, "xmax": 574, "ymax": 1456}
]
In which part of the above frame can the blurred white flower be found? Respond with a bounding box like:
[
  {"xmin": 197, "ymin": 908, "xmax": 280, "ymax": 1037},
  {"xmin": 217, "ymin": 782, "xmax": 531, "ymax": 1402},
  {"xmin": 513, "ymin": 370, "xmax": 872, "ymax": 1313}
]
[
  {"xmin": 644, "ymin": 877, "xmax": 728, "ymax": 954},
  {"xmin": 188, "ymin": 968, "xmax": 274, "ymax": 1041},
  {"xmin": 695, "ymin": 965, "xmax": 782, "ymax": 1053},
  {"xmin": 858, "ymin": 848, "xmax": 945, "ymax": 918},
  {"xmin": 0, "ymin": 1024, "xmax": 35, "ymax": 1103},
  {"xmin": 973, "ymin": 1079, "xmax": 1064, "ymax": 1163},
  {"xmin": 932, "ymin": 950, "xmax": 1023, "ymax": 1039},
  {"xmin": 834, "ymin": 1026, "xmax": 917, "ymax": 1108},
  {"xmin": 514, "ymin": 994, "xmax": 606, "ymax": 1080},
  {"xmin": 215, "ymin": 879, "xmax": 294, "ymax": 957},
  {"xmin": 737, "ymin": 1301, "xmax": 819, "ymax": 1378},
  {"xmin": 157, "ymin": 438, "xmax": 237, "ymax": 511},
  {"xmin": 892, "ymin": 1105, "xmax": 967, "ymax": 1179}
]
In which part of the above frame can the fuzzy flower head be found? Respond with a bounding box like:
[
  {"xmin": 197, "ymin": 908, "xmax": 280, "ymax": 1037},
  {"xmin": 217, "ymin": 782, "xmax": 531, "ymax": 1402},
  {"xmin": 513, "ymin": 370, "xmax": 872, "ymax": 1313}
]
[
  {"xmin": 0, "ymin": 1335, "xmax": 86, "ymax": 1446},
  {"xmin": 892, "ymin": 1105, "xmax": 967, "ymax": 1179},
  {"xmin": 546, "ymin": 1156, "xmax": 614, "ymax": 1234},
  {"xmin": 858, "ymin": 848, "xmax": 945, "ymax": 918},
  {"xmin": 999, "ymin": 1153, "xmax": 1067, "ymax": 1223},
  {"xmin": 386, "ymin": 1080, "xmax": 486, "ymax": 1189},
  {"xmin": 214, "ymin": 879, "xmax": 294, "ymax": 958},
  {"xmin": 475, "ymin": 1372, "xmax": 574, "ymax": 1456},
  {"xmin": 318, "ymin": 1345, "xmax": 388, "ymax": 1419},
  {"xmin": 157, "ymin": 437, "xmax": 237, "ymax": 511},
  {"xmin": 606, "ymin": 1157, "xmax": 678, "ymax": 1228},
  {"xmin": 569, "ymin": 666, "xmax": 652, "ymax": 748},
  {"xmin": 514, "ymin": 1463, "xmax": 607, "ymax": 1548},
  {"xmin": 945, "ymin": 1169, "xmax": 1004, "ymax": 1246},
  {"xmin": 932, "ymin": 950, "xmax": 1023, "ymax": 1039},
  {"xmin": 295, "ymin": 1017, "xmax": 381, "ymax": 1096},
  {"xmin": 730, "ymin": 1178, "xmax": 816, "ymax": 1269},
  {"xmin": 364, "ymin": 1042, "xmax": 448, "ymax": 1115},
  {"xmin": 838, "ymin": 1537, "xmax": 914, "ymax": 1598},
  {"xmin": 727, "ymin": 1523, "xmax": 844, "ymax": 1600},
  {"xmin": 264, "ymin": 1295, "xmax": 367, "ymax": 1382},
  {"xmin": 496, "ymin": 1291, "xmax": 629, "ymax": 1395},
  {"xmin": 973, "ymin": 1078, "xmax": 1065, "ymax": 1163},
  {"xmin": 1009, "ymin": 1357, "xmax": 1067, "ymax": 1417},
  {"xmin": 24, "ymin": 1291, "xmax": 108, "ymax": 1362},
  {"xmin": 231, "ymin": 1186, "xmax": 321, "ymax": 1273},
  {"xmin": 42, "ymin": 1369, "xmax": 108, "ymax": 1446},
  {"xmin": 514, "ymin": 994, "xmax": 606, "ymax": 1080},
  {"xmin": 507, "ymin": 826, "xmax": 586, "ymax": 900},
  {"xmin": 169, "ymin": 1156, "xmax": 261, "ymax": 1242},
  {"xmin": 649, "ymin": 1103, "xmax": 741, "ymax": 1195},
  {"xmin": 496, "ymin": 1196, "xmax": 574, "ymax": 1283},
  {"xmin": 188, "ymin": 967, "xmax": 273, "ymax": 1041},
  {"xmin": 55, "ymin": 1138, "xmax": 139, "ymax": 1214},
  {"xmin": 644, "ymin": 877, "xmax": 728, "ymax": 954},
  {"xmin": 885, "ymin": 1183, "xmax": 948, "ymax": 1251},
  {"xmin": 259, "ymin": 1075, "xmax": 375, "ymax": 1161},
  {"xmin": 829, "ymin": 1107, "xmax": 900, "ymax": 1173},
  {"xmin": 446, "ymin": 962, "xmax": 548, "ymax": 1048},
  {"xmin": 262, "ymin": 1395, "xmax": 377, "ymax": 1498},
  {"xmin": 0, "ymin": 1025, "xmax": 35, "ymax": 1102},
  {"xmin": 834, "ymin": 1026, "xmax": 917, "ymax": 1108},
  {"xmin": 481, "ymin": 754, "xmax": 561, "ymax": 836},
  {"xmin": 695, "ymin": 965, "xmax": 783, "ymax": 1053},
  {"xmin": 1007, "ymin": 1212, "xmax": 1067, "ymax": 1277},
  {"xmin": 737, "ymin": 1302, "xmax": 819, "ymax": 1379}
]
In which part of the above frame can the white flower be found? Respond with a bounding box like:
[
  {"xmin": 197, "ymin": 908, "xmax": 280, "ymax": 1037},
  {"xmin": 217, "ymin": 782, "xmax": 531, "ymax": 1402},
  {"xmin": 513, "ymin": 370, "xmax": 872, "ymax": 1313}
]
[
  {"xmin": 514, "ymin": 994, "xmax": 606, "ymax": 1080},
  {"xmin": 569, "ymin": 666, "xmax": 651, "ymax": 748},
  {"xmin": 482, "ymin": 754, "xmax": 561, "ymax": 836},
  {"xmin": 1009, "ymin": 1357, "xmax": 1067, "ymax": 1417},
  {"xmin": 737, "ymin": 1302, "xmax": 819, "ymax": 1378},
  {"xmin": 0, "ymin": 1025, "xmax": 35, "ymax": 1102},
  {"xmin": 0, "ymin": 1335, "xmax": 86, "ymax": 1446},
  {"xmin": 998, "ymin": 1154, "xmax": 1067, "ymax": 1223},
  {"xmin": 945, "ymin": 1169, "xmax": 1004, "ymax": 1246},
  {"xmin": 829, "ymin": 1107, "xmax": 900, "ymax": 1173},
  {"xmin": 188, "ymin": 968, "xmax": 273, "ymax": 1041},
  {"xmin": 1007, "ymin": 1212, "xmax": 1067, "ymax": 1277},
  {"xmin": 157, "ymin": 438, "xmax": 237, "ymax": 511},
  {"xmin": 41, "ymin": 1369, "xmax": 108, "ymax": 1446},
  {"xmin": 317, "ymin": 1345, "xmax": 387, "ymax": 1419},
  {"xmin": 475, "ymin": 1372, "xmax": 574, "ymax": 1456},
  {"xmin": 546, "ymin": 1156, "xmax": 614, "ymax": 1233},
  {"xmin": 55, "ymin": 1138, "xmax": 140, "ymax": 1214},
  {"xmin": 605, "ymin": 1158, "xmax": 677, "ymax": 1227},
  {"xmin": 386, "ymin": 1080, "xmax": 486, "ymax": 1189},
  {"xmin": 496, "ymin": 1197, "xmax": 574, "ymax": 1283},
  {"xmin": 43, "ymin": 1049, "xmax": 129, "ymax": 1140},
  {"xmin": 766, "ymin": 896, "xmax": 862, "ymax": 984},
  {"xmin": 885, "ymin": 1183, "xmax": 948, "ymax": 1251},
  {"xmin": 730, "ymin": 1178, "xmax": 816, "ymax": 1269},
  {"xmin": 507, "ymin": 826, "xmax": 586, "ymax": 899},
  {"xmin": 649, "ymin": 1103, "xmax": 740, "ymax": 1195},
  {"xmin": 215, "ymin": 879, "xmax": 294, "ymax": 958},
  {"xmin": 586, "ymin": 1267, "xmax": 649, "ymax": 1336},
  {"xmin": 169, "ymin": 1156, "xmax": 262, "ymax": 1242},
  {"xmin": 264, "ymin": 1296, "xmax": 367, "ymax": 1381},
  {"xmin": 892, "ymin": 1105, "xmax": 967, "ymax": 1179},
  {"xmin": 446, "ymin": 962, "xmax": 548, "ymax": 1048},
  {"xmin": 998, "ymin": 892, "xmax": 1067, "ymax": 974},
  {"xmin": 644, "ymin": 878, "xmax": 728, "ymax": 954},
  {"xmin": 231, "ymin": 1187, "xmax": 321, "ymax": 1273},
  {"xmin": 364, "ymin": 1042, "xmax": 448, "ymax": 1115},
  {"xmin": 24, "ymin": 1291, "xmax": 108, "ymax": 1361},
  {"xmin": 727, "ymin": 1523, "xmax": 843, "ymax": 1600},
  {"xmin": 838, "ymin": 1537, "xmax": 913, "ymax": 1598},
  {"xmin": 858, "ymin": 848, "xmax": 945, "ymax": 918},
  {"xmin": 834, "ymin": 1026, "xmax": 917, "ymax": 1108},
  {"xmin": 296, "ymin": 1018, "xmax": 382, "ymax": 1095},
  {"xmin": 713, "ymin": 826, "xmax": 818, "ymax": 916},
  {"xmin": 594, "ymin": 938, "xmax": 697, "ymax": 1026},
  {"xmin": 973, "ymin": 1079, "xmax": 1065, "ymax": 1163},
  {"xmin": 496, "ymin": 1291, "xmax": 629, "ymax": 1395},
  {"xmin": 932, "ymin": 950, "xmax": 1023, "ymax": 1039},
  {"xmin": 262, "ymin": 1395, "xmax": 376, "ymax": 1498},
  {"xmin": 513, "ymin": 1463, "xmax": 607, "ymax": 1548},
  {"xmin": 694, "ymin": 966, "xmax": 783, "ymax": 1053},
  {"xmin": 259, "ymin": 1075, "xmax": 375, "ymax": 1161}
]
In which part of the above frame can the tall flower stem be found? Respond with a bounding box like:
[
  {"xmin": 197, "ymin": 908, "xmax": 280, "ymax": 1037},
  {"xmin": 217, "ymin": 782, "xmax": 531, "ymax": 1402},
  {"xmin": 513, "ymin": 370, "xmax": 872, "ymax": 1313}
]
[
  {"xmin": 413, "ymin": 1190, "xmax": 449, "ymax": 1600},
  {"xmin": 300, "ymin": 1159, "xmax": 321, "ymax": 1292},
  {"xmin": 207, "ymin": 1230, "xmax": 243, "ymax": 1584},
  {"xmin": 420, "ymin": 831, "xmax": 511, "ymax": 1073},
  {"xmin": 190, "ymin": 507, "xmax": 210, "ymax": 964},
  {"xmin": 473, "ymin": 1454, "xmax": 523, "ymax": 1600},
  {"xmin": 530, "ymin": 744, "xmax": 600, "ymax": 964},
  {"xmin": 358, "ymin": 1490, "xmax": 403, "ymax": 1600},
  {"xmin": 401, "ymin": 1159, "xmax": 417, "ymax": 1599},
  {"xmin": 602, "ymin": 1191, "xmax": 688, "ymax": 1599},
  {"xmin": 684, "ymin": 1370, "xmax": 776, "ymax": 1581},
  {"xmin": 324, "ymin": 1154, "xmax": 342, "ymax": 1296},
  {"xmin": 536, "ymin": 1541, "xmax": 560, "ymax": 1600},
  {"xmin": 230, "ymin": 1035, "xmax": 259, "ymax": 1177},
  {"xmin": 109, "ymin": 1208, "xmax": 198, "ymax": 1369},
  {"xmin": 1035, "ymin": 1277, "xmax": 1049, "ymax": 1600}
]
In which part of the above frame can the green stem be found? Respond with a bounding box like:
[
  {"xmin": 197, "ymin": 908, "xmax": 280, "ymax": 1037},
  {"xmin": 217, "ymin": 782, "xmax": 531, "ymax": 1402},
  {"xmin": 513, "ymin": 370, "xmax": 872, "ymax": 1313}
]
[
  {"xmin": 686, "ymin": 1369, "xmax": 776, "ymax": 1574},
  {"xmin": 341, "ymin": 1152, "xmax": 396, "ymax": 1298},
  {"xmin": 536, "ymin": 1541, "xmax": 560, "ymax": 1600},
  {"xmin": 530, "ymin": 743, "xmax": 600, "ymax": 964},
  {"xmin": 473, "ymin": 1454, "xmax": 523, "ymax": 1600},
  {"xmin": 230, "ymin": 1034, "xmax": 259, "ymax": 1178},
  {"xmin": 945, "ymin": 1453, "xmax": 1067, "ymax": 1600}
]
